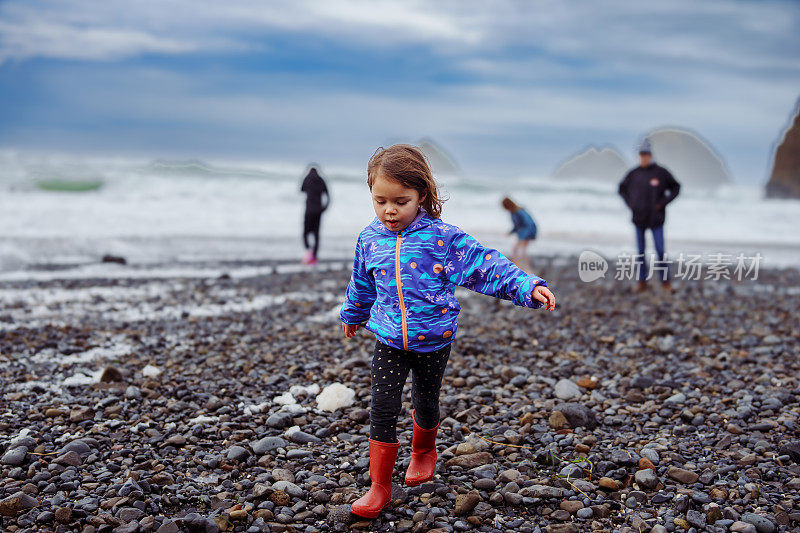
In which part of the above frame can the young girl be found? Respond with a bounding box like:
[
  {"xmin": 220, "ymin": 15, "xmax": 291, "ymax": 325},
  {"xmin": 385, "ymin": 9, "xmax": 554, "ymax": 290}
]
[
  {"xmin": 501, "ymin": 197, "xmax": 538, "ymax": 274},
  {"xmin": 339, "ymin": 145, "xmax": 555, "ymax": 519}
]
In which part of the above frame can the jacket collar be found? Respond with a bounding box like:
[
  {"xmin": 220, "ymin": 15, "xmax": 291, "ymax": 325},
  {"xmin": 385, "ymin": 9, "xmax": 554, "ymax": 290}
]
[{"xmin": 369, "ymin": 208, "xmax": 434, "ymax": 236}]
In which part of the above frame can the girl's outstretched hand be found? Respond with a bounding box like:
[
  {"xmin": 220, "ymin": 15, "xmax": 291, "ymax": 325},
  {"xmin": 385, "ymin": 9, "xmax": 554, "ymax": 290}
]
[
  {"xmin": 533, "ymin": 285, "xmax": 556, "ymax": 311},
  {"xmin": 342, "ymin": 322, "xmax": 358, "ymax": 338}
]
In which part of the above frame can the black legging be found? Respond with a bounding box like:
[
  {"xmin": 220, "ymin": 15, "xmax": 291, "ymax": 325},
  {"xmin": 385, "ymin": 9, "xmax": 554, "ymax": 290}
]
[
  {"xmin": 370, "ymin": 340, "xmax": 451, "ymax": 443},
  {"xmin": 303, "ymin": 210, "xmax": 322, "ymax": 257}
]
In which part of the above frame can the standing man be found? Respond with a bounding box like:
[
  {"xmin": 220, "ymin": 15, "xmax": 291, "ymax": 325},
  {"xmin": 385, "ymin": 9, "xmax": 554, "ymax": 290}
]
[
  {"xmin": 618, "ymin": 138, "xmax": 681, "ymax": 292},
  {"xmin": 300, "ymin": 165, "xmax": 329, "ymax": 265}
]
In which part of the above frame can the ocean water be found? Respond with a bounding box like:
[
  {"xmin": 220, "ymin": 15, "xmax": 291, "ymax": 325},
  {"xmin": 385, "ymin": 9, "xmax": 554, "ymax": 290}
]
[{"xmin": 1, "ymin": 149, "xmax": 798, "ymax": 278}]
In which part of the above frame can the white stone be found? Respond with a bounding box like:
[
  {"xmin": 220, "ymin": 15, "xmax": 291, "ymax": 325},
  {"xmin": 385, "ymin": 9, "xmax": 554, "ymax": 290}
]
[
  {"xmin": 289, "ymin": 384, "xmax": 320, "ymax": 396},
  {"xmin": 243, "ymin": 402, "xmax": 271, "ymax": 415},
  {"xmin": 554, "ymin": 378, "xmax": 582, "ymax": 400},
  {"xmin": 62, "ymin": 369, "xmax": 103, "ymax": 386},
  {"xmin": 273, "ymin": 392, "xmax": 297, "ymax": 406},
  {"xmin": 188, "ymin": 415, "xmax": 219, "ymax": 425},
  {"xmin": 142, "ymin": 364, "xmax": 161, "ymax": 377},
  {"xmin": 665, "ymin": 392, "xmax": 687, "ymax": 404},
  {"xmin": 315, "ymin": 383, "xmax": 356, "ymax": 412}
]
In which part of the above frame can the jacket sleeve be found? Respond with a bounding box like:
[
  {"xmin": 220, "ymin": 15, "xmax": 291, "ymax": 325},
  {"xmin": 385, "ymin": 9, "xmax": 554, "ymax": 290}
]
[
  {"xmin": 445, "ymin": 229, "xmax": 547, "ymax": 309},
  {"xmin": 339, "ymin": 235, "xmax": 376, "ymax": 324},
  {"xmin": 661, "ymin": 168, "xmax": 680, "ymax": 207},
  {"xmin": 618, "ymin": 171, "xmax": 633, "ymax": 209}
]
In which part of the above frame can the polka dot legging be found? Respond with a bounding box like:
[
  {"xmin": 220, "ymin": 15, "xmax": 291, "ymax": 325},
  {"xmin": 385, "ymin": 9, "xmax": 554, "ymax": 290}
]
[{"xmin": 370, "ymin": 340, "xmax": 451, "ymax": 443}]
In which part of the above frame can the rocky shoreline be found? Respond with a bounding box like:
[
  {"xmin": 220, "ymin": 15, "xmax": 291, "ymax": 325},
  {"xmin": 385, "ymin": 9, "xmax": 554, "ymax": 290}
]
[{"xmin": 1, "ymin": 258, "xmax": 799, "ymax": 533}]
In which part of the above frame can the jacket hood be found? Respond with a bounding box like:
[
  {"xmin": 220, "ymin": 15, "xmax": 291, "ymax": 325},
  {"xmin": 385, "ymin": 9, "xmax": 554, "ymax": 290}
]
[{"xmin": 369, "ymin": 208, "xmax": 435, "ymax": 236}]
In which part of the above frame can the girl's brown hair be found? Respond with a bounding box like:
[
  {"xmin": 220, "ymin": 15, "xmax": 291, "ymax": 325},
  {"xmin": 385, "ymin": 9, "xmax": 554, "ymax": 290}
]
[
  {"xmin": 367, "ymin": 144, "xmax": 445, "ymax": 219},
  {"xmin": 501, "ymin": 197, "xmax": 520, "ymax": 212}
]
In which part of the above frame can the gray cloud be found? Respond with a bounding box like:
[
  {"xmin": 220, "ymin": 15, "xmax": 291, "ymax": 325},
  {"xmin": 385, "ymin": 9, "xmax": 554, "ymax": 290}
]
[{"xmin": 2, "ymin": 1, "xmax": 797, "ymax": 68}]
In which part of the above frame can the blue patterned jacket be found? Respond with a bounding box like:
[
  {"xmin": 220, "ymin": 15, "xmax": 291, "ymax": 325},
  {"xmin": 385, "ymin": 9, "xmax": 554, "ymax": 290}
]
[{"xmin": 339, "ymin": 210, "xmax": 547, "ymax": 352}]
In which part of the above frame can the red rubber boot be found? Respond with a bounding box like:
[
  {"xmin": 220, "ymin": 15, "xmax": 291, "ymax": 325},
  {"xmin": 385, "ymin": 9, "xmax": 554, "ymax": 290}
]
[
  {"xmin": 350, "ymin": 439, "xmax": 398, "ymax": 519},
  {"xmin": 405, "ymin": 410, "xmax": 439, "ymax": 486}
]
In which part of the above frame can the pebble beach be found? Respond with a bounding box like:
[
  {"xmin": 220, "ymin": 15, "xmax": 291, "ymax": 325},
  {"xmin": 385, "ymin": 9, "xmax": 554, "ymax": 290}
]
[{"xmin": 1, "ymin": 257, "xmax": 799, "ymax": 533}]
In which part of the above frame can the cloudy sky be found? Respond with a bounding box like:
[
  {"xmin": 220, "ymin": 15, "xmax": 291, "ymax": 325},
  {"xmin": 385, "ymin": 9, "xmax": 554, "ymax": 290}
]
[{"xmin": 1, "ymin": 0, "xmax": 798, "ymax": 182}]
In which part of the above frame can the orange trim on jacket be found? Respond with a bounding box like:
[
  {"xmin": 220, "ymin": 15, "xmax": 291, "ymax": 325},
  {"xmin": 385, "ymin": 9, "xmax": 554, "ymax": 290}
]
[{"xmin": 395, "ymin": 231, "xmax": 408, "ymax": 350}]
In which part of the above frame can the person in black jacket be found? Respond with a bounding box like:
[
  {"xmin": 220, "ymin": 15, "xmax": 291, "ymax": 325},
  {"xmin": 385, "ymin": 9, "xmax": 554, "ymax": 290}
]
[
  {"xmin": 300, "ymin": 166, "xmax": 329, "ymax": 264},
  {"xmin": 618, "ymin": 139, "xmax": 680, "ymax": 292}
]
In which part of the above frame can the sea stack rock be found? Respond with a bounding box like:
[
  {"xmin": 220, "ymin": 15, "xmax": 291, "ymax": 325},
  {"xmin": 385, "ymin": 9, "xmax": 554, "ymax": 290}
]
[
  {"xmin": 646, "ymin": 128, "xmax": 731, "ymax": 188},
  {"xmin": 418, "ymin": 138, "xmax": 459, "ymax": 175},
  {"xmin": 553, "ymin": 146, "xmax": 629, "ymax": 183},
  {"xmin": 766, "ymin": 98, "xmax": 800, "ymax": 199}
]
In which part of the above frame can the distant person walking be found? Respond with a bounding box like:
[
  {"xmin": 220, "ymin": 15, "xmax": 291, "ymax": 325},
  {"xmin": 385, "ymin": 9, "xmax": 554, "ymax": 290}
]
[
  {"xmin": 300, "ymin": 166, "xmax": 329, "ymax": 264},
  {"xmin": 618, "ymin": 138, "xmax": 681, "ymax": 292},
  {"xmin": 501, "ymin": 197, "xmax": 537, "ymax": 273}
]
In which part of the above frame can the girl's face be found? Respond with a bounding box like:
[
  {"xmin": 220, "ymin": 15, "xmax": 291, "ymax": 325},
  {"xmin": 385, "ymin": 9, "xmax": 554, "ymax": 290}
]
[{"xmin": 371, "ymin": 173, "xmax": 424, "ymax": 232}]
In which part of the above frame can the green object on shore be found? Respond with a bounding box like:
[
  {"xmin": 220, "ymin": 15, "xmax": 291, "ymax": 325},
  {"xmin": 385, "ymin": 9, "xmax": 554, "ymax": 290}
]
[{"xmin": 35, "ymin": 179, "xmax": 103, "ymax": 192}]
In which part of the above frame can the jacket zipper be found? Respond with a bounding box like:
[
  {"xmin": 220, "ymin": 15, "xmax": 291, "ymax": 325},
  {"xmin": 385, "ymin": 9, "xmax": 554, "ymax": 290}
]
[{"xmin": 395, "ymin": 230, "xmax": 409, "ymax": 350}]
